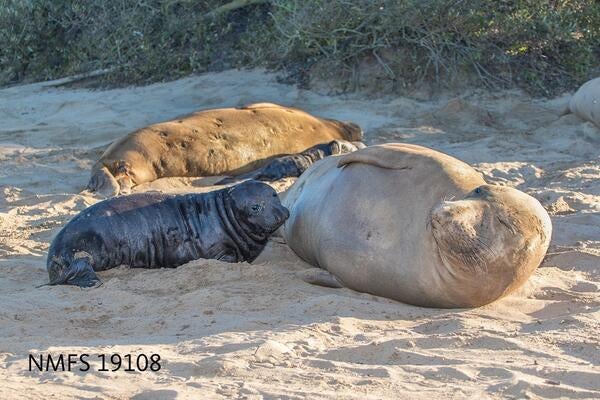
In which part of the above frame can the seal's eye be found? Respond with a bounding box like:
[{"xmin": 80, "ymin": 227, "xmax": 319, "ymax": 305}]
[
  {"xmin": 251, "ymin": 204, "xmax": 264, "ymax": 214},
  {"xmin": 475, "ymin": 187, "xmax": 482, "ymax": 194}
]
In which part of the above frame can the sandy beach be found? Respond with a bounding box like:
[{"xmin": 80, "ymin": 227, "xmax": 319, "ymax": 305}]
[{"xmin": 0, "ymin": 69, "xmax": 599, "ymax": 399}]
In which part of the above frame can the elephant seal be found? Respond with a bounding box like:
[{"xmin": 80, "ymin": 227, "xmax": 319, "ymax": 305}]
[
  {"xmin": 88, "ymin": 103, "xmax": 363, "ymax": 196},
  {"xmin": 216, "ymin": 139, "xmax": 365, "ymax": 185},
  {"xmin": 282, "ymin": 143, "xmax": 552, "ymax": 308},
  {"xmin": 45, "ymin": 180, "xmax": 289, "ymax": 287},
  {"xmin": 568, "ymin": 77, "xmax": 600, "ymax": 128}
]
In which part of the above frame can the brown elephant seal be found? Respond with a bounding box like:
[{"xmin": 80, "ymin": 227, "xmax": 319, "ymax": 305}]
[
  {"xmin": 87, "ymin": 103, "xmax": 363, "ymax": 196},
  {"xmin": 568, "ymin": 77, "xmax": 600, "ymax": 128},
  {"xmin": 282, "ymin": 143, "xmax": 552, "ymax": 308}
]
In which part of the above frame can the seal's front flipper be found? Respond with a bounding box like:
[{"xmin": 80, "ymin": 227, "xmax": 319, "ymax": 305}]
[
  {"xmin": 215, "ymin": 175, "xmax": 249, "ymax": 185},
  {"xmin": 87, "ymin": 166, "xmax": 120, "ymax": 197},
  {"xmin": 215, "ymin": 159, "xmax": 296, "ymax": 185},
  {"xmin": 47, "ymin": 258, "xmax": 101, "ymax": 288},
  {"xmin": 296, "ymin": 268, "xmax": 344, "ymax": 288}
]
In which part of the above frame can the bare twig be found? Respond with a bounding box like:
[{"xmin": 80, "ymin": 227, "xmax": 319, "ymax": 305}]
[{"xmin": 204, "ymin": 0, "xmax": 270, "ymax": 19}]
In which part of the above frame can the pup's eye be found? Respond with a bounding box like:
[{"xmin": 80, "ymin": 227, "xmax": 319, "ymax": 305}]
[
  {"xmin": 475, "ymin": 187, "xmax": 482, "ymax": 194},
  {"xmin": 251, "ymin": 204, "xmax": 263, "ymax": 213}
]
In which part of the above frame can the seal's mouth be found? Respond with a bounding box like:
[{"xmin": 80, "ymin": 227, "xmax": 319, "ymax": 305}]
[{"xmin": 429, "ymin": 201, "xmax": 498, "ymax": 274}]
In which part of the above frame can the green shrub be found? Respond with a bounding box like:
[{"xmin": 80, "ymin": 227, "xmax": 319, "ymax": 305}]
[
  {"xmin": 1, "ymin": 0, "xmax": 598, "ymax": 95},
  {"xmin": 0, "ymin": 0, "xmax": 270, "ymax": 86},
  {"xmin": 268, "ymin": 0, "xmax": 600, "ymax": 95}
]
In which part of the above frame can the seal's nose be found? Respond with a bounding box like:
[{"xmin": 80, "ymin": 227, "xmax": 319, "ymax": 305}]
[{"xmin": 276, "ymin": 205, "xmax": 290, "ymax": 223}]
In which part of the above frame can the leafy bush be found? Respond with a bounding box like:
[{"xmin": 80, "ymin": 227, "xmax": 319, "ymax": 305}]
[
  {"xmin": 1, "ymin": 0, "xmax": 598, "ymax": 95},
  {"xmin": 0, "ymin": 0, "xmax": 270, "ymax": 85},
  {"xmin": 268, "ymin": 0, "xmax": 600, "ymax": 95}
]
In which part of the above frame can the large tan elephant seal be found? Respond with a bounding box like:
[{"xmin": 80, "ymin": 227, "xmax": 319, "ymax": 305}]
[
  {"xmin": 282, "ymin": 143, "xmax": 552, "ymax": 308},
  {"xmin": 87, "ymin": 103, "xmax": 363, "ymax": 196},
  {"xmin": 568, "ymin": 77, "xmax": 600, "ymax": 128}
]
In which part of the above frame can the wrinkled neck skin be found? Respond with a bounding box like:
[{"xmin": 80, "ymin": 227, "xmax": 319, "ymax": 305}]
[
  {"xmin": 214, "ymin": 191, "xmax": 269, "ymax": 262},
  {"xmin": 426, "ymin": 232, "xmax": 482, "ymax": 308}
]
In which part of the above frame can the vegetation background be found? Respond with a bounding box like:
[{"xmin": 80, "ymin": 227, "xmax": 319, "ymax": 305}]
[{"xmin": 1, "ymin": 0, "xmax": 599, "ymax": 96}]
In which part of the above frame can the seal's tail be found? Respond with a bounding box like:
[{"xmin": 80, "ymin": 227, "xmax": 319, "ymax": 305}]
[
  {"xmin": 46, "ymin": 257, "xmax": 102, "ymax": 288},
  {"xmin": 86, "ymin": 165, "xmax": 120, "ymax": 197}
]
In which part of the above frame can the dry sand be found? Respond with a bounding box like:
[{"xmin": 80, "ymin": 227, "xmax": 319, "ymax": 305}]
[{"xmin": 0, "ymin": 69, "xmax": 598, "ymax": 399}]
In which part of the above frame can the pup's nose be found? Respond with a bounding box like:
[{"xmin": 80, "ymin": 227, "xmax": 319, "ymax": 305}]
[{"xmin": 277, "ymin": 205, "xmax": 290, "ymax": 221}]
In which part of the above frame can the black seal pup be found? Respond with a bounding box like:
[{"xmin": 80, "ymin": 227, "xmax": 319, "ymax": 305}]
[
  {"xmin": 216, "ymin": 140, "xmax": 365, "ymax": 185},
  {"xmin": 45, "ymin": 180, "xmax": 289, "ymax": 287}
]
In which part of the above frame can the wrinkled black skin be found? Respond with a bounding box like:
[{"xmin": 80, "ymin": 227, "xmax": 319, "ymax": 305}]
[
  {"xmin": 217, "ymin": 140, "xmax": 364, "ymax": 185},
  {"xmin": 46, "ymin": 180, "xmax": 289, "ymax": 288}
]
